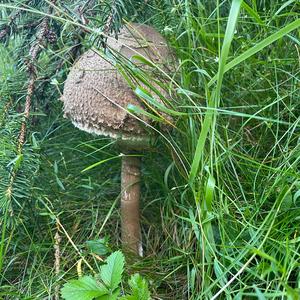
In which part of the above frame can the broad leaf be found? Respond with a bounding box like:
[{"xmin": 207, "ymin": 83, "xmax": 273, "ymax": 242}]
[
  {"xmin": 100, "ymin": 251, "xmax": 125, "ymax": 290},
  {"xmin": 61, "ymin": 276, "xmax": 107, "ymax": 300},
  {"xmin": 86, "ymin": 238, "xmax": 111, "ymax": 256},
  {"xmin": 120, "ymin": 274, "xmax": 150, "ymax": 300},
  {"xmin": 96, "ymin": 288, "xmax": 120, "ymax": 300}
]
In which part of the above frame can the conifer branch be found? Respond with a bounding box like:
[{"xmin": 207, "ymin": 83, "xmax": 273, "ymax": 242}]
[
  {"xmin": 1, "ymin": 2, "xmax": 56, "ymax": 218},
  {"xmin": 18, "ymin": 6, "xmax": 54, "ymax": 151},
  {"xmin": 18, "ymin": 25, "xmax": 47, "ymax": 150},
  {"xmin": 0, "ymin": 0, "xmax": 31, "ymax": 40}
]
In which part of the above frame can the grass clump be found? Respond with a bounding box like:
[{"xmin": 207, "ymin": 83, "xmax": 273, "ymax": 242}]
[{"xmin": 0, "ymin": 1, "xmax": 299, "ymax": 299}]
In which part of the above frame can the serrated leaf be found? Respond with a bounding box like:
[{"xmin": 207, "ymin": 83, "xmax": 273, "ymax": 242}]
[
  {"xmin": 122, "ymin": 274, "xmax": 150, "ymax": 300},
  {"xmin": 100, "ymin": 251, "xmax": 125, "ymax": 290},
  {"xmin": 61, "ymin": 276, "xmax": 108, "ymax": 300},
  {"xmin": 96, "ymin": 288, "xmax": 120, "ymax": 300}
]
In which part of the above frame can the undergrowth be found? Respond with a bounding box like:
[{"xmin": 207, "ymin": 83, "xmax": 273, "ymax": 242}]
[{"xmin": 0, "ymin": 0, "xmax": 299, "ymax": 299}]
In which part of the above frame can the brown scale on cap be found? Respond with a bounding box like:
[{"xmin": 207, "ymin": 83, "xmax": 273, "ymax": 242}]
[{"xmin": 62, "ymin": 23, "xmax": 171, "ymax": 149}]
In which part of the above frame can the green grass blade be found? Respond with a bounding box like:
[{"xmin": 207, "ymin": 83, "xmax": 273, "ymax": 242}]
[
  {"xmin": 81, "ymin": 156, "xmax": 122, "ymax": 173},
  {"xmin": 241, "ymin": 2, "xmax": 264, "ymax": 25},
  {"xmin": 189, "ymin": 0, "xmax": 242, "ymax": 183},
  {"xmin": 273, "ymin": 0, "xmax": 297, "ymax": 17},
  {"xmin": 204, "ymin": 174, "xmax": 215, "ymax": 212},
  {"xmin": 208, "ymin": 18, "xmax": 300, "ymax": 86}
]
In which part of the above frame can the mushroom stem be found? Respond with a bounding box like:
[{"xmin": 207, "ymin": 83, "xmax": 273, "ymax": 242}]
[{"xmin": 121, "ymin": 155, "xmax": 142, "ymax": 256}]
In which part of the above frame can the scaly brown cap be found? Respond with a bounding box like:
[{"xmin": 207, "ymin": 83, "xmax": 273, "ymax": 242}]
[{"xmin": 62, "ymin": 23, "xmax": 171, "ymax": 149}]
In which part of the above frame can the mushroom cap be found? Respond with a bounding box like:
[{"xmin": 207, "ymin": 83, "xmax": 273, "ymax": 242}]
[
  {"xmin": 62, "ymin": 23, "xmax": 171, "ymax": 150},
  {"xmin": 107, "ymin": 23, "xmax": 170, "ymax": 64}
]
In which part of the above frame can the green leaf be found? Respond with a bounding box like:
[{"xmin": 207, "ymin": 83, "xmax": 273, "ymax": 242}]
[
  {"xmin": 31, "ymin": 132, "xmax": 40, "ymax": 149},
  {"xmin": 131, "ymin": 55, "xmax": 156, "ymax": 67},
  {"xmin": 294, "ymin": 189, "xmax": 300, "ymax": 203},
  {"xmin": 129, "ymin": 274, "xmax": 150, "ymax": 300},
  {"xmin": 55, "ymin": 175, "xmax": 65, "ymax": 191},
  {"xmin": 204, "ymin": 174, "xmax": 215, "ymax": 212},
  {"xmin": 251, "ymin": 248, "xmax": 278, "ymax": 265},
  {"xmin": 135, "ymin": 87, "xmax": 184, "ymax": 116},
  {"xmin": 241, "ymin": 2, "xmax": 264, "ymax": 25},
  {"xmin": 281, "ymin": 190, "xmax": 293, "ymax": 211},
  {"xmin": 81, "ymin": 156, "xmax": 121, "ymax": 173},
  {"xmin": 86, "ymin": 238, "xmax": 111, "ymax": 256},
  {"xmin": 253, "ymin": 285, "xmax": 266, "ymax": 300},
  {"xmin": 54, "ymin": 160, "xmax": 58, "ymax": 174},
  {"xmin": 120, "ymin": 274, "xmax": 150, "ymax": 300},
  {"xmin": 61, "ymin": 276, "xmax": 108, "ymax": 300},
  {"xmin": 96, "ymin": 288, "xmax": 120, "ymax": 300},
  {"xmin": 273, "ymin": 0, "xmax": 297, "ymax": 17},
  {"xmin": 213, "ymin": 260, "xmax": 228, "ymax": 287},
  {"xmin": 100, "ymin": 251, "xmax": 125, "ymax": 290},
  {"xmin": 127, "ymin": 104, "xmax": 163, "ymax": 122}
]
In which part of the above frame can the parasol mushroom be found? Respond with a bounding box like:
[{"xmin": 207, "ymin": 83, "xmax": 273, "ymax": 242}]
[{"xmin": 62, "ymin": 23, "xmax": 171, "ymax": 256}]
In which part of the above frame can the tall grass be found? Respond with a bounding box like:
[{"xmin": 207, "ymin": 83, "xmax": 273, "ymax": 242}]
[
  {"xmin": 0, "ymin": 0, "xmax": 299, "ymax": 299},
  {"xmin": 163, "ymin": 0, "xmax": 300, "ymax": 298}
]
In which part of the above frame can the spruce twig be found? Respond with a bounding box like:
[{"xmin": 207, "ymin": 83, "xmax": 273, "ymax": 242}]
[
  {"xmin": 5, "ymin": 2, "xmax": 55, "ymax": 217},
  {"xmin": 18, "ymin": 16, "xmax": 50, "ymax": 151},
  {"xmin": 0, "ymin": 0, "xmax": 31, "ymax": 41}
]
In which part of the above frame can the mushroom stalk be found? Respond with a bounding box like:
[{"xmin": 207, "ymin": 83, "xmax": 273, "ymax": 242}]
[{"xmin": 121, "ymin": 155, "xmax": 142, "ymax": 256}]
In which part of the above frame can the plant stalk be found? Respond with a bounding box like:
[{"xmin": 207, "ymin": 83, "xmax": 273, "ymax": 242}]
[{"xmin": 121, "ymin": 155, "xmax": 142, "ymax": 256}]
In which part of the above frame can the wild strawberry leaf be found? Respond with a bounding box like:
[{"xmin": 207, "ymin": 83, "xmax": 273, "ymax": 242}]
[
  {"xmin": 99, "ymin": 250, "xmax": 125, "ymax": 291},
  {"xmin": 120, "ymin": 274, "xmax": 150, "ymax": 300},
  {"xmin": 61, "ymin": 276, "xmax": 108, "ymax": 300}
]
